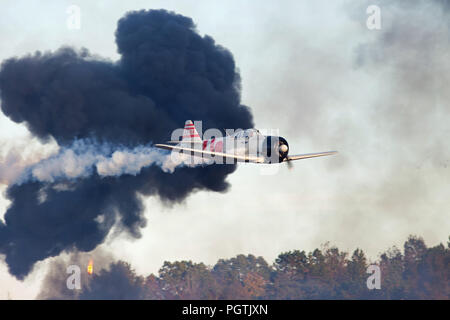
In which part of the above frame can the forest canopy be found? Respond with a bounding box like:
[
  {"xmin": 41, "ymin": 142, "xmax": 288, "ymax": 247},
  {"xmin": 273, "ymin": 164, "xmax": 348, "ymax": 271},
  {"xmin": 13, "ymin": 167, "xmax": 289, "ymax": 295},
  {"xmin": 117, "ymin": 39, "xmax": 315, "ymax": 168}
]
[{"xmin": 39, "ymin": 235, "xmax": 449, "ymax": 300}]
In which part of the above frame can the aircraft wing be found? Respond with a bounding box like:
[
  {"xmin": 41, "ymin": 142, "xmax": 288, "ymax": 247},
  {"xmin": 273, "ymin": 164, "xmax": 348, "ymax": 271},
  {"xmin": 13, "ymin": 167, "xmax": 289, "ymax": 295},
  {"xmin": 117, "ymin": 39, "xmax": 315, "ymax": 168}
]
[
  {"xmin": 154, "ymin": 144, "xmax": 265, "ymax": 163},
  {"xmin": 284, "ymin": 151, "xmax": 338, "ymax": 162},
  {"xmin": 165, "ymin": 141, "xmax": 203, "ymax": 144}
]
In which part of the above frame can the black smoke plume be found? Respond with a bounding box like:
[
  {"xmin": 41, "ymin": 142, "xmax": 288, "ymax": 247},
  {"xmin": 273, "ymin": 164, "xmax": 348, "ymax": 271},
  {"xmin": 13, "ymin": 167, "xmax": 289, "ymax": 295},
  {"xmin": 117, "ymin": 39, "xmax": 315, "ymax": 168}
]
[{"xmin": 0, "ymin": 9, "xmax": 253, "ymax": 279}]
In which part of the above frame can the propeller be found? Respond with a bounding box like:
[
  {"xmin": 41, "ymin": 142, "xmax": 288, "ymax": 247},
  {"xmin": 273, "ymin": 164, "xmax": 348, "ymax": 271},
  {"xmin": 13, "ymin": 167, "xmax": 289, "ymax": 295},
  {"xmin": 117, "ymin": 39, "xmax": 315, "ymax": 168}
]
[{"xmin": 286, "ymin": 160, "xmax": 294, "ymax": 170}]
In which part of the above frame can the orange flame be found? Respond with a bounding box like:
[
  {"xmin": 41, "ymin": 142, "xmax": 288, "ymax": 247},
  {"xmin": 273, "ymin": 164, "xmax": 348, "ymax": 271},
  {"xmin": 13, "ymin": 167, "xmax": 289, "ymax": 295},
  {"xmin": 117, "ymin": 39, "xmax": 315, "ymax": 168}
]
[{"xmin": 87, "ymin": 260, "xmax": 93, "ymax": 275}]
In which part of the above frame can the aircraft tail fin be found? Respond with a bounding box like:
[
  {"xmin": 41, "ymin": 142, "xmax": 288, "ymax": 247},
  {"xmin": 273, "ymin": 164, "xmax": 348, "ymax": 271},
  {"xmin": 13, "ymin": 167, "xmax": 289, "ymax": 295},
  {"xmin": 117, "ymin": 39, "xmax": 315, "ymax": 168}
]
[{"xmin": 181, "ymin": 120, "xmax": 202, "ymax": 143}]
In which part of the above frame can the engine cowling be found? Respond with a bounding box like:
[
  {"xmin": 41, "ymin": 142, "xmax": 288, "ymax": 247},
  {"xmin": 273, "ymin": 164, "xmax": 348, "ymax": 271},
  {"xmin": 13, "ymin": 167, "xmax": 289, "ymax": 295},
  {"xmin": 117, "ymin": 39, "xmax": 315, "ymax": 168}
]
[{"xmin": 262, "ymin": 136, "xmax": 289, "ymax": 163}]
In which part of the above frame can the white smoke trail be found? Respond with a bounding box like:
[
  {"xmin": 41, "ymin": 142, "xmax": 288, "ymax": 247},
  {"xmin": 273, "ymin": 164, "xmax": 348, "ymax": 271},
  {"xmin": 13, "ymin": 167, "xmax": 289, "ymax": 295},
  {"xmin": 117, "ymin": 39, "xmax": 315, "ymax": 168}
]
[
  {"xmin": 95, "ymin": 145, "xmax": 182, "ymax": 177},
  {"xmin": 0, "ymin": 139, "xmax": 57, "ymax": 185},
  {"xmin": 0, "ymin": 149, "xmax": 27, "ymax": 185},
  {"xmin": 6, "ymin": 139, "xmax": 196, "ymax": 185}
]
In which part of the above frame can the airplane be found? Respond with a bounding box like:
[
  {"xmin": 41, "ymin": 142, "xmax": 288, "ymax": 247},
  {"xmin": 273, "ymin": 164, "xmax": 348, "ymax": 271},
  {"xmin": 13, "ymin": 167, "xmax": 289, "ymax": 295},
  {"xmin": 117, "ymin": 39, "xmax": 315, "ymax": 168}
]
[{"xmin": 155, "ymin": 120, "xmax": 337, "ymax": 165}]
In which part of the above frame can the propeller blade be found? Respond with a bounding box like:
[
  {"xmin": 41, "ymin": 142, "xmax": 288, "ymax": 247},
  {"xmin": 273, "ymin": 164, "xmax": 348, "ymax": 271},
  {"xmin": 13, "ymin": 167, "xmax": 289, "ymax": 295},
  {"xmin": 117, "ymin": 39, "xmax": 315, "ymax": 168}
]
[{"xmin": 287, "ymin": 160, "xmax": 293, "ymax": 170}]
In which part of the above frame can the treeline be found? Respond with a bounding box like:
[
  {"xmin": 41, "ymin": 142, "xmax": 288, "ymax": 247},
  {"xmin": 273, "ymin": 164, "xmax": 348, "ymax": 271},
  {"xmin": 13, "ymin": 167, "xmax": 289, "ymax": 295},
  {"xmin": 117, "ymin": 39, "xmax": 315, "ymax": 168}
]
[{"xmin": 76, "ymin": 235, "xmax": 449, "ymax": 299}]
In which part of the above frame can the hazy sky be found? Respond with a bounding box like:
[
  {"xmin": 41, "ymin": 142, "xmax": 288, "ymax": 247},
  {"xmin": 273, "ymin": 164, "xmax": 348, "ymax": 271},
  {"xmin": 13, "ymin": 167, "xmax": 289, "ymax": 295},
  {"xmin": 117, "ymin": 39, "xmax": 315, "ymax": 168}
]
[{"xmin": 1, "ymin": 0, "xmax": 449, "ymax": 299}]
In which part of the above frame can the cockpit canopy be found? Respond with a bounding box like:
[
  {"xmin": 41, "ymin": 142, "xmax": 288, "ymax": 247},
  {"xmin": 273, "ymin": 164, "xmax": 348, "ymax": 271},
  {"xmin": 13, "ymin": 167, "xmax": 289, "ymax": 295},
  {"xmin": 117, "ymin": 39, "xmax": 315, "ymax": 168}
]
[{"xmin": 233, "ymin": 129, "xmax": 263, "ymax": 139}]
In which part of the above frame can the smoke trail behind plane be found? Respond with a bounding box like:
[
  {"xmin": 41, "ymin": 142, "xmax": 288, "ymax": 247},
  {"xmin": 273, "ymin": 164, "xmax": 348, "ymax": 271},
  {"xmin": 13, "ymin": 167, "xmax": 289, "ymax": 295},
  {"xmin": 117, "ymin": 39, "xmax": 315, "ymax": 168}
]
[{"xmin": 13, "ymin": 139, "xmax": 187, "ymax": 185}]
